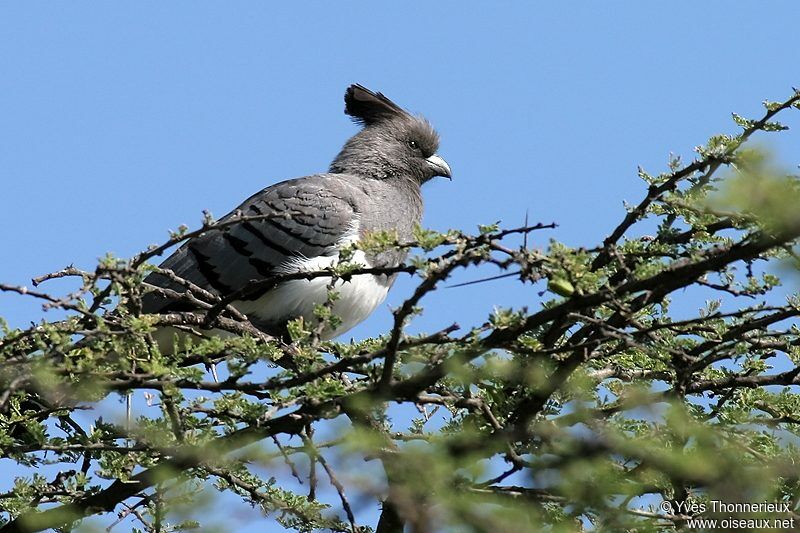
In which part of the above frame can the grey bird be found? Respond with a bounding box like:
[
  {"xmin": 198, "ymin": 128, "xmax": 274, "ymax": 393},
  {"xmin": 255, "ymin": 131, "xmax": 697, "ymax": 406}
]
[{"xmin": 141, "ymin": 84, "xmax": 451, "ymax": 349}]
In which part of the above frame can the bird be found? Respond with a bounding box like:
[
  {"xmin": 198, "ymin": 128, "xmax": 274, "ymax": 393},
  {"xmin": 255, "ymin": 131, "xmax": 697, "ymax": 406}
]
[{"xmin": 141, "ymin": 84, "xmax": 451, "ymax": 351}]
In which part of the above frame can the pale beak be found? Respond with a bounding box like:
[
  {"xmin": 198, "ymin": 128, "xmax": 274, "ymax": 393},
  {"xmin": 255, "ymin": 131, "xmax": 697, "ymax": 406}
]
[{"xmin": 426, "ymin": 153, "xmax": 452, "ymax": 180}]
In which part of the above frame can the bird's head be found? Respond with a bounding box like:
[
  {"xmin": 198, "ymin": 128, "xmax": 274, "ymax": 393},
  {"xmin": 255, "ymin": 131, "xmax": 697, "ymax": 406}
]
[{"xmin": 330, "ymin": 84, "xmax": 451, "ymax": 184}]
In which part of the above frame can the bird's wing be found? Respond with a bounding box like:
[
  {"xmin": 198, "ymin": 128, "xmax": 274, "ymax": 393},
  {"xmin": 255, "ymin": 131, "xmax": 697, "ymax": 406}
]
[{"xmin": 141, "ymin": 175, "xmax": 359, "ymax": 313}]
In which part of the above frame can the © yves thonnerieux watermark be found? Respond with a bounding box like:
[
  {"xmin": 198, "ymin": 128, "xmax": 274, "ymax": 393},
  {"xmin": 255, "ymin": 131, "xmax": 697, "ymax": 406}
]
[{"xmin": 659, "ymin": 499, "xmax": 796, "ymax": 530}]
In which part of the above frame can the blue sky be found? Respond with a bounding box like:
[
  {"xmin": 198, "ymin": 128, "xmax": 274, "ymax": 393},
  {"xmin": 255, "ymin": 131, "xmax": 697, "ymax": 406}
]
[{"xmin": 2, "ymin": 2, "xmax": 799, "ymax": 530}]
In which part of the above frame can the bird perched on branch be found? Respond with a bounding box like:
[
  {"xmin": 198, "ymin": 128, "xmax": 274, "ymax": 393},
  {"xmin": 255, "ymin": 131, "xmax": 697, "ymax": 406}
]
[{"xmin": 141, "ymin": 84, "xmax": 451, "ymax": 349}]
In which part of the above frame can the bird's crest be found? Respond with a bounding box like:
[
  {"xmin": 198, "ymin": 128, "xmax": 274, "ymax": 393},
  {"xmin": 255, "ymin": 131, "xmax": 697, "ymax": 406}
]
[{"xmin": 344, "ymin": 84, "xmax": 408, "ymax": 125}]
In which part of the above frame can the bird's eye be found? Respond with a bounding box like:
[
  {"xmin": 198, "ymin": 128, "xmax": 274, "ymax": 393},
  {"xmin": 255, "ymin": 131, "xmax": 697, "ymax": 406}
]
[{"xmin": 408, "ymin": 140, "xmax": 419, "ymax": 150}]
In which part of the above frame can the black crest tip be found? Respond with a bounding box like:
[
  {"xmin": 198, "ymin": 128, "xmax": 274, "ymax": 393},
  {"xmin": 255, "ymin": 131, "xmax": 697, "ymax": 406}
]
[{"xmin": 344, "ymin": 84, "xmax": 407, "ymax": 125}]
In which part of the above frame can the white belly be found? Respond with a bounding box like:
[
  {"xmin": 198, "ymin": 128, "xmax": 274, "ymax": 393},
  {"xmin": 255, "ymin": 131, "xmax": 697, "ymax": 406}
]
[{"xmin": 233, "ymin": 249, "xmax": 390, "ymax": 340}]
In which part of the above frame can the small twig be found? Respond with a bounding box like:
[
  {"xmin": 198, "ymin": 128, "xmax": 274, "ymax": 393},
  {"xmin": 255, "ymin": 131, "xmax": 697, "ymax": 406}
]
[{"xmin": 301, "ymin": 433, "xmax": 358, "ymax": 532}]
